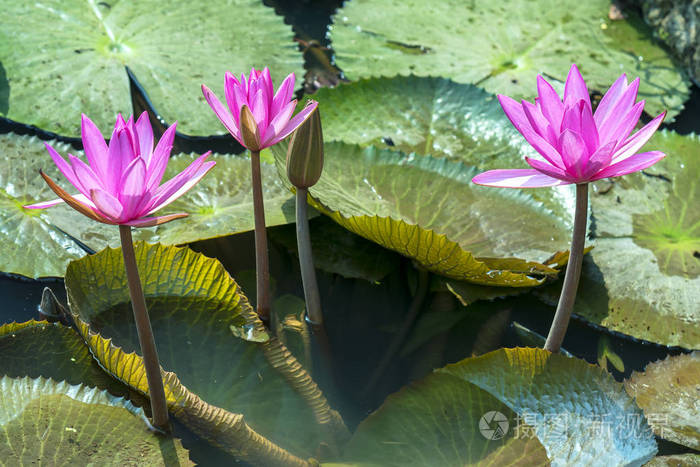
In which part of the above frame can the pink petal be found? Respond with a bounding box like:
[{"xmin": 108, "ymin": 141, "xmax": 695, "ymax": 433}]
[
  {"xmin": 559, "ymin": 129, "xmax": 588, "ymax": 179},
  {"xmin": 579, "ymin": 102, "xmax": 599, "ymax": 155},
  {"xmin": 536, "ymin": 75, "xmax": 564, "ymax": 127},
  {"xmin": 612, "ymin": 112, "xmax": 666, "ymax": 162},
  {"xmin": 118, "ymin": 157, "xmax": 147, "ymax": 219},
  {"xmin": 522, "ymin": 100, "xmax": 557, "ymax": 146},
  {"xmin": 472, "ymin": 169, "xmax": 569, "ymax": 188},
  {"xmin": 581, "ymin": 141, "xmax": 616, "ymax": 179},
  {"xmin": 263, "ymin": 100, "xmax": 318, "ymax": 148},
  {"xmin": 80, "ymin": 114, "xmax": 108, "ymax": 180},
  {"xmin": 560, "ymin": 101, "xmax": 583, "ymax": 135},
  {"xmin": 90, "ymin": 188, "xmax": 123, "ymax": 221},
  {"xmin": 609, "ymin": 101, "xmax": 645, "ymax": 152},
  {"xmin": 263, "ymin": 99, "xmax": 296, "ymax": 143},
  {"xmin": 597, "ymin": 78, "xmax": 640, "ymax": 145},
  {"xmin": 69, "ymin": 154, "xmax": 104, "ymax": 196},
  {"xmin": 124, "ymin": 116, "xmax": 140, "ymax": 157},
  {"xmin": 590, "ymin": 151, "xmax": 665, "ymax": 180},
  {"xmin": 271, "ymin": 73, "xmax": 295, "ymax": 117},
  {"xmin": 261, "ymin": 67, "xmax": 274, "ymax": 107},
  {"xmin": 498, "ymin": 95, "xmax": 565, "ymax": 168},
  {"xmin": 224, "ymin": 72, "xmax": 242, "ymax": 124},
  {"xmin": 24, "ymin": 193, "xmax": 95, "ymax": 210},
  {"xmin": 45, "ymin": 143, "xmax": 84, "ymax": 193},
  {"xmin": 148, "ymin": 159, "xmax": 216, "ymax": 214},
  {"xmin": 105, "ymin": 125, "xmax": 123, "ymax": 193},
  {"xmin": 250, "ymin": 88, "xmax": 268, "ymax": 135},
  {"xmin": 201, "ymin": 84, "xmax": 242, "ymax": 143},
  {"xmin": 135, "ymin": 111, "xmax": 154, "ymax": 162},
  {"xmin": 593, "ymin": 73, "xmax": 628, "ymax": 127},
  {"xmin": 525, "ymin": 157, "xmax": 573, "ymax": 181},
  {"xmin": 147, "ymin": 152, "xmax": 211, "ymax": 212},
  {"xmin": 563, "ymin": 64, "xmax": 591, "ymax": 109},
  {"xmin": 146, "ymin": 122, "xmax": 177, "ymax": 191},
  {"xmin": 124, "ymin": 213, "xmax": 188, "ymax": 228}
]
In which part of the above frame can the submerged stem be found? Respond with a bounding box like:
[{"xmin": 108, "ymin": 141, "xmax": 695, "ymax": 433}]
[
  {"xmin": 118, "ymin": 225, "xmax": 170, "ymax": 432},
  {"xmin": 544, "ymin": 183, "xmax": 589, "ymax": 353},
  {"xmin": 250, "ymin": 150, "xmax": 271, "ymax": 322}
]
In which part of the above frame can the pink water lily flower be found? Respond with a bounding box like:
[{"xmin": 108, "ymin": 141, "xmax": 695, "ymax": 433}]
[
  {"xmin": 202, "ymin": 67, "xmax": 318, "ymax": 151},
  {"xmin": 25, "ymin": 112, "xmax": 215, "ymax": 227},
  {"xmin": 472, "ymin": 64, "xmax": 666, "ymax": 188}
]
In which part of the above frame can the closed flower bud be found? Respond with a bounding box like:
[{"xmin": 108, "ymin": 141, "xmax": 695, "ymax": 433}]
[
  {"xmin": 239, "ymin": 105, "xmax": 261, "ymax": 152},
  {"xmin": 286, "ymin": 102, "xmax": 323, "ymax": 189}
]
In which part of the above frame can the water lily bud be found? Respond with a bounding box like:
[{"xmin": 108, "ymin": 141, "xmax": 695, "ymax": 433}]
[
  {"xmin": 239, "ymin": 105, "xmax": 261, "ymax": 151},
  {"xmin": 286, "ymin": 103, "xmax": 323, "ymax": 188}
]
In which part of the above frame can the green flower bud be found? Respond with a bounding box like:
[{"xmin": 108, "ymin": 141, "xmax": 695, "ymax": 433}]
[{"xmin": 286, "ymin": 102, "xmax": 323, "ymax": 188}]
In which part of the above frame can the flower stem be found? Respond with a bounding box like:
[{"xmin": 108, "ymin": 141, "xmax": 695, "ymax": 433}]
[
  {"xmin": 544, "ymin": 183, "xmax": 588, "ymax": 353},
  {"xmin": 295, "ymin": 188, "xmax": 333, "ymax": 373},
  {"xmin": 118, "ymin": 225, "xmax": 170, "ymax": 432},
  {"xmin": 250, "ymin": 150, "xmax": 271, "ymax": 322}
]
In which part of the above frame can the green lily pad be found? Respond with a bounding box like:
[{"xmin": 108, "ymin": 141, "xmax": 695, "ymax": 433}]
[
  {"xmin": 440, "ymin": 348, "xmax": 657, "ymax": 465},
  {"xmin": 0, "ymin": 320, "xmax": 135, "ymax": 401},
  {"xmin": 0, "ymin": 375, "xmax": 192, "ymax": 465},
  {"xmin": 273, "ymin": 141, "xmax": 572, "ymax": 286},
  {"xmin": 307, "ymin": 75, "xmax": 578, "ymax": 222},
  {"xmin": 329, "ymin": 0, "xmax": 688, "ymax": 120},
  {"xmin": 624, "ymin": 352, "xmax": 700, "ymax": 450},
  {"xmin": 0, "ymin": 134, "xmax": 88, "ymax": 278},
  {"xmin": 65, "ymin": 242, "xmax": 346, "ymax": 462},
  {"xmin": 341, "ymin": 372, "xmax": 550, "ymax": 466},
  {"xmin": 269, "ymin": 215, "xmax": 400, "ymax": 282},
  {"xmin": 0, "ymin": 0, "xmax": 303, "ymax": 137},
  {"xmin": 537, "ymin": 131, "xmax": 700, "ymax": 348},
  {"xmin": 2, "ymin": 132, "xmax": 296, "ymax": 278}
]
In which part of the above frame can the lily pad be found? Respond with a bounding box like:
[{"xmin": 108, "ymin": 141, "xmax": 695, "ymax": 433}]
[
  {"xmin": 624, "ymin": 352, "xmax": 700, "ymax": 450},
  {"xmin": 0, "ymin": 375, "xmax": 192, "ymax": 465},
  {"xmin": 0, "ymin": 320, "xmax": 134, "ymax": 401},
  {"xmin": 273, "ymin": 141, "xmax": 571, "ymax": 286},
  {"xmin": 440, "ymin": 348, "xmax": 657, "ymax": 466},
  {"xmin": 2, "ymin": 132, "xmax": 296, "ymax": 278},
  {"xmin": 329, "ymin": 0, "xmax": 688, "ymax": 120},
  {"xmin": 537, "ymin": 131, "xmax": 700, "ymax": 348},
  {"xmin": 64, "ymin": 242, "xmax": 346, "ymax": 462},
  {"xmin": 341, "ymin": 372, "xmax": 550, "ymax": 466},
  {"xmin": 269, "ymin": 215, "xmax": 400, "ymax": 282},
  {"xmin": 307, "ymin": 75, "xmax": 578, "ymax": 221},
  {"xmin": 0, "ymin": 0, "xmax": 303, "ymax": 136},
  {"xmin": 0, "ymin": 134, "xmax": 89, "ymax": 278}
]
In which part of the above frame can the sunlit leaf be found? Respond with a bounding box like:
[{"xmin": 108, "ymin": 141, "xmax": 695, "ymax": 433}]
[
  {"xmin": 0, "ymin": 0, "xmax": 303, "ymax": 136},
  {"xmin": 624, "ymin": 352, "xmax": 700, "ymax": 450},
  {"xmin": 273, "ymin": 141, "xmax": 572, "ymax": 286},
  {"xmin": 0, "ymin": 376, "xmax": 192, "ymax": 465},
  {"xmin": 329, "ymin": 0, "xmax": 688, "ymax": 120},
  {"xmin": 65, "ymin": 242, "xmax": 347, "ymax": 462}
]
